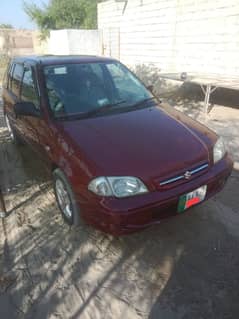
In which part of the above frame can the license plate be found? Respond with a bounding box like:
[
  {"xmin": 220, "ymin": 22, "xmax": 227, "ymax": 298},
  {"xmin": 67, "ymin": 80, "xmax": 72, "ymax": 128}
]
[{"xmin": 177, "ymin": 185, "xmax": 207, "ymax": 213}]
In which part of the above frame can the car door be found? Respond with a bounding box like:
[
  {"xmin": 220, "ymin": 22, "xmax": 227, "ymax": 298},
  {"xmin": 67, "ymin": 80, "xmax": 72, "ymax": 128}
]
[{"xmin": 19, "ymin": 63, "xmax": 52, "ymax": 164}]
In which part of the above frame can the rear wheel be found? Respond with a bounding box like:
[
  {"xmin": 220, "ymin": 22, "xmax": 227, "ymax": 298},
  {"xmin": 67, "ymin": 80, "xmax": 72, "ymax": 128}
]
[
  {"xmin": 5, "ymin": 115, "xmax": 22, "ymax": 145},
  {"xmin": 53, "ymin": 168, "xmax": 81, "ymax": 226}
]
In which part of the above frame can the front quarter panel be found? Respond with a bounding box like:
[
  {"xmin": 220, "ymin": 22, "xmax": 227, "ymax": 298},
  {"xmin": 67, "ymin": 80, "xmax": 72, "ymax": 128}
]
[{"xmin": 51, "ymin": 123, "xmax": 100, "ymax": 203}]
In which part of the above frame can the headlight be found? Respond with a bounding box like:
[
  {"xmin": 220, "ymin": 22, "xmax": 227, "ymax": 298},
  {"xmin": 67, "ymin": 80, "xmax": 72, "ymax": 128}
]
[
  {"xmin": 88, "ymin": 176, "xmax": 148, "ymax": 198},
  {"xmin": 213, "ymin": 137, "xmax": 226, "ymax": 163}
]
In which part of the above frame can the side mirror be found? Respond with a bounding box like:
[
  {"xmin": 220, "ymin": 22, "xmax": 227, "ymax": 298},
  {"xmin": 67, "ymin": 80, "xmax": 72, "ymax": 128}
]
[
  {"xmin": 147, "ymin": 85, "xmax": 154, "ymax": 93},
  {"xmin": 14, "ymin": 102, "xmax": 41, "ymax": 117}
]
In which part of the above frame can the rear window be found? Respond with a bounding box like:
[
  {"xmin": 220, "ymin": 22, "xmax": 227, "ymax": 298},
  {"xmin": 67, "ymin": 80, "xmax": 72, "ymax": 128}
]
[{"xmin": 11, "ymin": 63, "xmax": 24, "ymax": 96}]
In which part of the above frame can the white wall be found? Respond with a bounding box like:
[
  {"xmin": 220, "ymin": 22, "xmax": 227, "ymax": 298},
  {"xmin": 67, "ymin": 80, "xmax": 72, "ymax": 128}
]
[
  {"xmin": 49, "ymin": 30, "xmax": 70, "ymax": 54},
  {"xmin": 49, "ymin": 29, "xmax": 102, "ymax": 56},
  {"xmin": 0, "ymin": 29, "xmax": 36, "ymax": 56},
  {"xmin": 98, "ymin": 0, "xmax": 239, "ymax": 75}
]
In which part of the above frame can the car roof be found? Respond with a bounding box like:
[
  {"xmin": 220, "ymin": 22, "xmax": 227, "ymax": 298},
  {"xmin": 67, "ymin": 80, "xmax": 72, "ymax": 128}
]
[{"xmin": 11, "ymin": 55, "xmax": 117, "ymax": 66}]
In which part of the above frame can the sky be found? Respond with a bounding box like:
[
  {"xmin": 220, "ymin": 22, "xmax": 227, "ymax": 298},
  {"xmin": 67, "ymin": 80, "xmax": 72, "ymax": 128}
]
[{"xmin": 0, "ymin": 0, "xmax": 48, "ymax": 29}]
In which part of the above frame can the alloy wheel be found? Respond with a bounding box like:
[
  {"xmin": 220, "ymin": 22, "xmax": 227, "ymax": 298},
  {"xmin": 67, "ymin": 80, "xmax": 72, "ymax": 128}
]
[{"xmin": 55, "ymin": 179, "xmax": 73, "ymax": 219}]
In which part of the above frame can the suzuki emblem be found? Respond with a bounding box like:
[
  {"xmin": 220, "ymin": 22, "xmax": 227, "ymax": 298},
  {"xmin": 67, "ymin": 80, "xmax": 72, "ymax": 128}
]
[{"xmin": 184, "ymin": 171, "xmax": 192, "ymax": 180}]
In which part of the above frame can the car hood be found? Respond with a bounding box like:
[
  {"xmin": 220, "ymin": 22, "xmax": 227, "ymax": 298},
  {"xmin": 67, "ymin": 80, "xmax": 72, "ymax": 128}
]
[{"xmin": 57, "ymin": 105, "xmax": 213, "ymax": 184}]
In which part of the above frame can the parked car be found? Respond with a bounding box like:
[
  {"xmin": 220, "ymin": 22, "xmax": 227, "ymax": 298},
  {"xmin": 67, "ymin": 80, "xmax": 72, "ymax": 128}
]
[{"xmin": 2, "ymin": 55, "xmax": 233, "ymax": 235}]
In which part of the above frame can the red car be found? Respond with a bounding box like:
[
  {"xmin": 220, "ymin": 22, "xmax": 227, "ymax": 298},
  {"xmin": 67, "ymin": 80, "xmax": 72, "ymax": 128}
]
[{"xmin": 2, "ymin": 55, "xmax": 233, "ymax": 235}]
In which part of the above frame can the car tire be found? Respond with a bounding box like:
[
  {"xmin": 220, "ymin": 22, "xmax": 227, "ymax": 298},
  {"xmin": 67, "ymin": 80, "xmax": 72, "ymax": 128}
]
[
  {"xmin": 53, "ymin": 168, "xmax": 81, "ymax": 226},
  {"xmin": 5, "ymin": 115, "xmax": 23, "ymax": 146}
]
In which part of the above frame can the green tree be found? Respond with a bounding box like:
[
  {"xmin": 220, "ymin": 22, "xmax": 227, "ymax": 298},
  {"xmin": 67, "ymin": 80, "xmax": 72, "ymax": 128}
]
[
  {"xmin": 23, "ymin": 0, "xmax": 101, "ymax": 39},
  {"xmin": 0, "ymin": 23, "xmax": 14, "ymax": 29}
]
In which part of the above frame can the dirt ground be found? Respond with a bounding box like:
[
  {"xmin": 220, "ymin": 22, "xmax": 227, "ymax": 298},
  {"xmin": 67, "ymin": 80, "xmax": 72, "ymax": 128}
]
[{"xmin": 0, "ymin": 84, "xmax": 239, "ymax": 319}]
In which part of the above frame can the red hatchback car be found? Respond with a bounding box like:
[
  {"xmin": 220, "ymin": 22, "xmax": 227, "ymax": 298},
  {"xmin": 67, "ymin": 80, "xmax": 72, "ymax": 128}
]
[{"xmin": 2, "ymin": 55, "xmax": 233, "ymax": 235}]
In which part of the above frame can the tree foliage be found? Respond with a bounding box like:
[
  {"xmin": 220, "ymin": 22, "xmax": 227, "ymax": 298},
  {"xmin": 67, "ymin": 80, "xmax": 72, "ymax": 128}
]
[
  {"xmin": 23, "ymin": 0, "xmax": 101, "ymax": 39},
  {"xmin": 0, "ymin": 23, "xmax": 14, "ymax": 29}
]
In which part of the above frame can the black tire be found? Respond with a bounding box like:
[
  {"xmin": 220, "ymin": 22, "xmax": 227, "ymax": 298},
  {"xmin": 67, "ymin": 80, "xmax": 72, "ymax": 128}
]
[
  {"xmin": 5, "ymin": 115, "xmax": 23, "ymax": 146},
  {"xmin": 53, "ymin": 168, "xmax": 81, "ymax": 226}
]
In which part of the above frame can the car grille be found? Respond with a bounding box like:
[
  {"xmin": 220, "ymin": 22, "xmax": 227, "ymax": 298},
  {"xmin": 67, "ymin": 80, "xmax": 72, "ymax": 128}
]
[{"xmin": 157, "ymin": 163, "xmax": 209, "ymax": 189}]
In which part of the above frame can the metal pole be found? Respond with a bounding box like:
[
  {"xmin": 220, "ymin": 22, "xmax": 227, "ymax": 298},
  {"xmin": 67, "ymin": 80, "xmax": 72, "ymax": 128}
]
[
  {"xmin": 204, "ymin": 84, "xmax": 211, "ymax": 114},
  {"xmin": 0, "ymin": 189, "xmax": 7, "ymax": 218}
]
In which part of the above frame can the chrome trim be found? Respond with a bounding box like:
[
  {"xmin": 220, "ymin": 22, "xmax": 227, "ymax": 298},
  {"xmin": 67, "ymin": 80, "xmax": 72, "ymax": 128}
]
[
  {"xmin": 160, "ymin": 163, "xmax": 209, "ymax": 186},
  {"xmin": 190, "ymin": 163, "xmax": 209, "ymax": 174},
  {"xmin": 160, "ymin": 175, "xmax": 184, "ymax": 186}
]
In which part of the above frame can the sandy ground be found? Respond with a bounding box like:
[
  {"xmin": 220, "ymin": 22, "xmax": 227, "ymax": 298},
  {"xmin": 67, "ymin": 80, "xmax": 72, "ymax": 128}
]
[{"xmin": 0, "ymin": 84, "xmax": 239, "ymax": 319}]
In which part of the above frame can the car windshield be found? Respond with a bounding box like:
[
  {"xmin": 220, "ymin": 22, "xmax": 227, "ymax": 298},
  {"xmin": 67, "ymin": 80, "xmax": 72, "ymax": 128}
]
[{"xmin": 43, "ymin": 61, "xmax": 153, "ymax": 119}]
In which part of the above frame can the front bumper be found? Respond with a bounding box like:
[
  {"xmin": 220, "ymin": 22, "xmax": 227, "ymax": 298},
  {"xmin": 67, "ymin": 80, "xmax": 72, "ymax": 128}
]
[{"xmin": 80, "ymin": 154, "xmax": 233, "ymax": 235}]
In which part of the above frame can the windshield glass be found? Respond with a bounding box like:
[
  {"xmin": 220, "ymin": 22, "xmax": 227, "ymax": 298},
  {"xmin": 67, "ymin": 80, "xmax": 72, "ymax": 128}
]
[{"xmin": 43, "ymin": 61, "xmax": 153, "ymax": 118}]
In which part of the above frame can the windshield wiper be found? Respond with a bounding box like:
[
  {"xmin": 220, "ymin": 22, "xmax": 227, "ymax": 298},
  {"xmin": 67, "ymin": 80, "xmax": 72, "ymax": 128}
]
[{"xmin": 131, "ymin": 97, "xmax": 157, "ymax": 108}]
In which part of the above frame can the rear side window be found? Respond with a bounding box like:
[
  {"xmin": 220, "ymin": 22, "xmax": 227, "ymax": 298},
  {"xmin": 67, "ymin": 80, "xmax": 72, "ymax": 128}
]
[
  {"xmin": 7, "ymin": 63, "xmax": 14, "ymax": 89},
  {"xmin": 6, "ymin": 63, "xmax": 13, "ymax": 88},
  {"xmin": 3, "ymin": 62, "xmax": 11, "ymax": 88},
  {"xmin": 11, "ymin": 63, "xmax": 24, "ymax": 96},
  {"xmin": 21, "ymin": 67, "xmax": 40, "ymax": 109}
]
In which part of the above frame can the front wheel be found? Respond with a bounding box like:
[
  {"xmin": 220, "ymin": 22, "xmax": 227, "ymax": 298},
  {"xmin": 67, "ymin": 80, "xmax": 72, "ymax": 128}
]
[{"xmin": 53, "ymin": 168, "xmax": 81, "ymax": 226}]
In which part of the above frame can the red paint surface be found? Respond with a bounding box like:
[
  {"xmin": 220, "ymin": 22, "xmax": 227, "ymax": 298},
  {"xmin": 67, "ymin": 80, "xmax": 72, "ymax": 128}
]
[{"xmin": 2, "ymin": 55, "xmax": 234, "ymax": 235}]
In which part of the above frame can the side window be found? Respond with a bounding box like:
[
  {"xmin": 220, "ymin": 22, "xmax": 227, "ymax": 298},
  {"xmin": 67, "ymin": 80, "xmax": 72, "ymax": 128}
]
[
  {"xmin": 21, "ymin": 67, "xmax": 40, "ymax": 109},
  {"xmin": 11, "ymin": 63, "xmax": 24, "ymax": 96},
  {"xmin": 8, "ymin": 63, "xmax": 14, "ymax": 90},
  {"xmin": 6, "ymin": 63, "xmax": 13, "ymax": 89}
]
